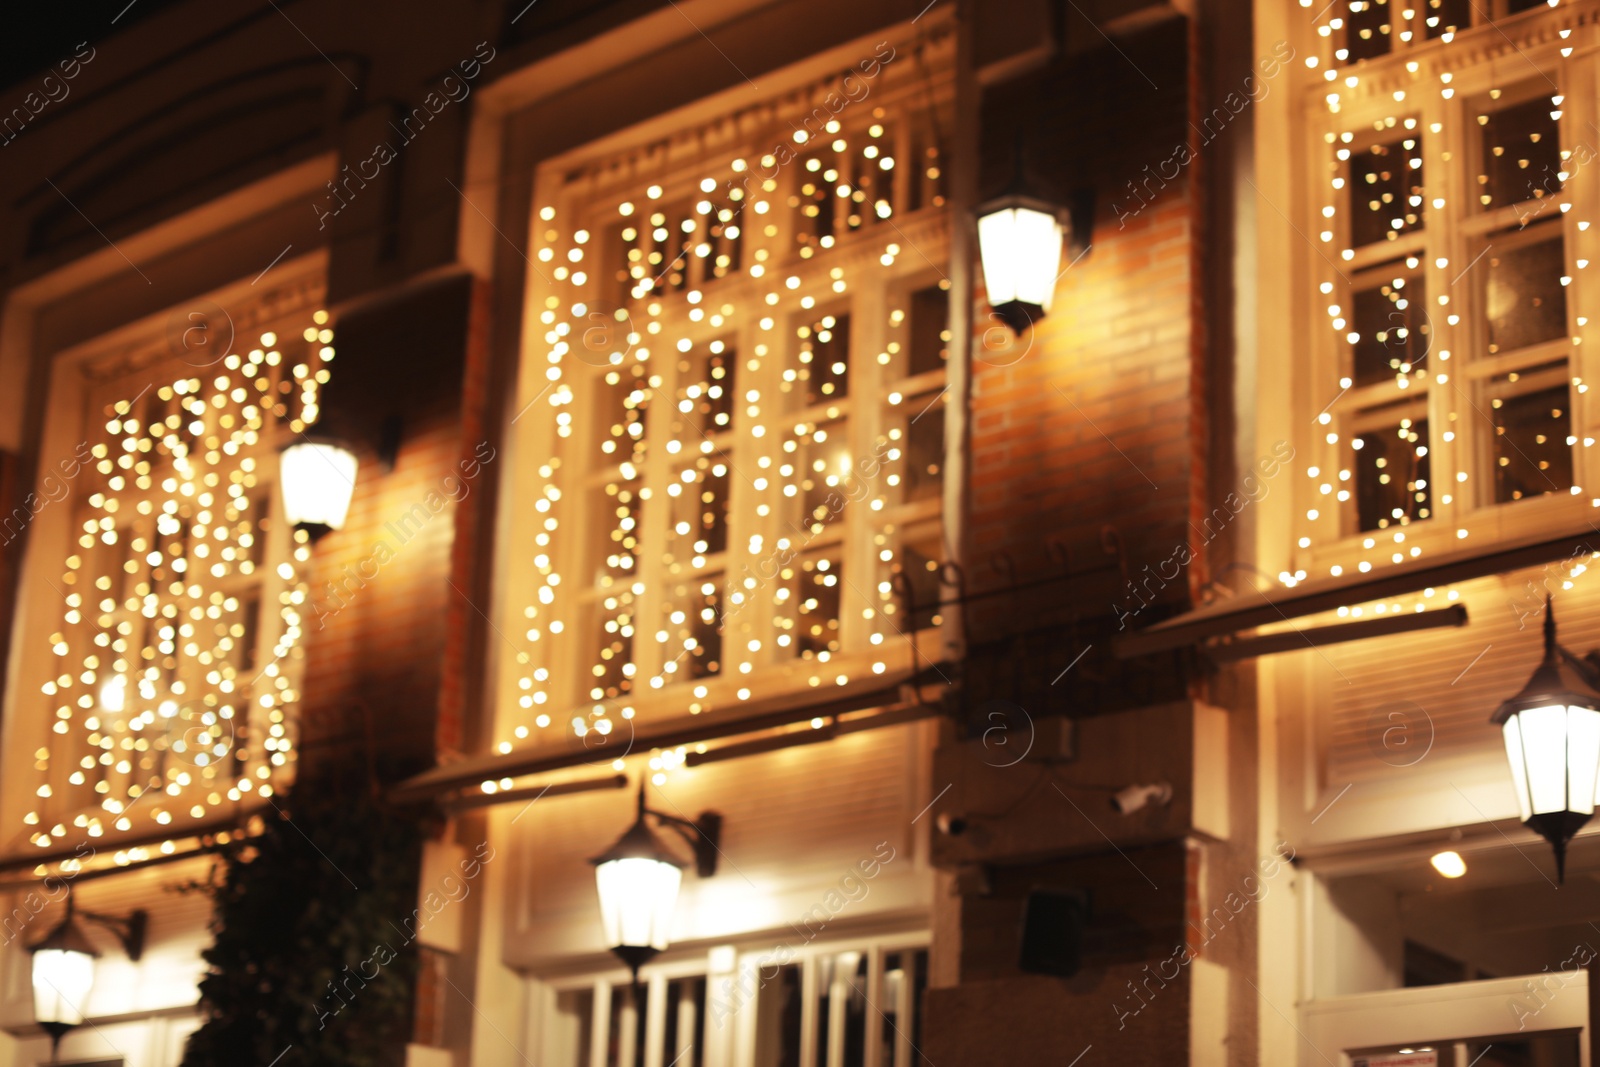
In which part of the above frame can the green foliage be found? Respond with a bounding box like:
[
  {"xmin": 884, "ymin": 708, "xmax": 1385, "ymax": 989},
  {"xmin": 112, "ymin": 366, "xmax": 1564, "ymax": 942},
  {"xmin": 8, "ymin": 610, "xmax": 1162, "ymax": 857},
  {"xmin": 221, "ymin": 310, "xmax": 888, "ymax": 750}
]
[{"xmin": 180, "ymin": 786, "xmax": 422, "ymax": 1067}]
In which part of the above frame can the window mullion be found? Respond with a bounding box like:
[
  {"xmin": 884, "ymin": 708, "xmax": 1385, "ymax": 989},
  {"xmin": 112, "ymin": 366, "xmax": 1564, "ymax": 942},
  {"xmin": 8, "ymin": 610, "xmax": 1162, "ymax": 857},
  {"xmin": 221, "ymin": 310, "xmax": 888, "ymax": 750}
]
[
  {"xmin": 1562, "ymin": 51, "xmax": 1598, "ymax": 498},
  {"xmin": 636, "ymin": 331, "xmax": 678, "ymax": 686},
  {"xmin": 729, "ymin": 324, "xmax": 765, "ymax": 677},
  {"xmin": 1422, "ymin": 88, "xmax": 1463, "ymax": 530},
  {"xmin": 841, "ymin": 282, "xmax": 886, "ymax": 655}
]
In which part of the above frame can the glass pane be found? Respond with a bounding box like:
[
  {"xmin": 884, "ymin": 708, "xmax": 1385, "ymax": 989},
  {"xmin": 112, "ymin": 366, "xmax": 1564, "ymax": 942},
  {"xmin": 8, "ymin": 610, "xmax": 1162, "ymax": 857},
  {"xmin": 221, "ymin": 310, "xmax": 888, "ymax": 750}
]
[
  {"xmin": 1351, "ymin": 269, "xmax": 1429, "ymax": 387},
  {"xmin": 792, "ymin": 125, "xmax": 897, "ymax": 258},
  {"xmin": 1486, "ymin": 232, "xmax": 1568, "ymax": 354},
  {"xmin": 754, "ymin": 964, "xmax": 803, "ymax": 1067},
  {"xmin": 806, "ymin": 422, "xmax": 853, "ymax": 529},
  {"xmin": 1478, "ymin": 96, "xmax": 1563, "ymax": 210},
  {"xmin": 776, "ymin": 552, "xmax": 842, "ymax": 660},
  {"xmin": 553, "ymin": 988, "xmax": 595, "ymax": 1067},
  {"xmin": 908, "ymin": 285, "xmax": 949, "ymax": 378},
  {"xmin": 904, "ymin": 392, "xmax": 945, "ymax": 505},
  {"xmin": 788, "ymin": 313, "xmax": 850, "ymax": 406},
  {"xmin": 665, "ymin": 573, "xmax": 723, "ymax": 682},
  {"xmin": 890, "ymin": 536, "xmax": 944, "ymax": 634},
  {"xmin": 694, "ymin": 190, "xmax": 745, "ymax": 285},
  {"xmin": 594, "ymin": 366, "xmax": 649, "ymax": 467},
  {"xmin": 1354, "ymin": 413, "xmax": 1430, "ymax": 531},
  {"xmin": 1422, "ymin": 0, "xmax": 1469, "ymax": 37},
  {"xmin": 909, "ymin": 118, "xmax": 947, "ymax": 213},
  {"xmin": 669, "ymin": 459, "xmax": 731, "ymax": 562},
  {"xmin": 1491, "ymin": 377, "xmax": 1574, "ymax": 503},
  {"xmin": 589, "ymin": 482, "xmax": 640, "ymax": 588},
  {"xmin": 1464, "ymin": 1032, "xmax": 1579, "ymax": 1067},
  {"xmin": 1346, "ymin": 0, "xmax": 1397, "ymax": 63},
  {"xmin": 1349, "ymin": 136, "xmax": 1424, "ymax": 248},
  {"xmin": 662, "ymin": 976, "xmax": 707, "ymax": 1067},
  {"xmin": 586, "ymin": 600, "xmax": 634, "ymax": 702},
  {"xmin": 676, "ymin": 342, "xmax": 737, "ymax": 437},
  {"xmin": 643, "ymin": 200, "xmax": 697, "ymax": 296},
  {"xmin": 795, "ymin": 150, "xmax": 838, "ymax": 253}
]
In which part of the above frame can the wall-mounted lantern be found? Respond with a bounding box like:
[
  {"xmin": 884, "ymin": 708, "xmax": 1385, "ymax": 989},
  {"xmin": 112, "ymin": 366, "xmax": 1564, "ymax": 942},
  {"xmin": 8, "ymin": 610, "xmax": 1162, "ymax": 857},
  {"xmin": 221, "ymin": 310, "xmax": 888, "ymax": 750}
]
[
  {"xmin": 1493, "ymin": 596, "xmax": 1600, "ymax": 882},
  {"xmin": 976, "ymin": 193, "xmax": 1070, "ymax": 334},
  {"xmin": 591, "ymin": 779, "xmax": 721, "ymax": 983},
  {"xmin": 279, "ymin": 438, "xmax": 359, "ymax": 541},
  {"xmin": 975, "ymin": 128, "xmax": 1093, "ymax": 335},
  {"xmin": 30, "ymin": 893, "xmax": 146, "ymax": 1062}
]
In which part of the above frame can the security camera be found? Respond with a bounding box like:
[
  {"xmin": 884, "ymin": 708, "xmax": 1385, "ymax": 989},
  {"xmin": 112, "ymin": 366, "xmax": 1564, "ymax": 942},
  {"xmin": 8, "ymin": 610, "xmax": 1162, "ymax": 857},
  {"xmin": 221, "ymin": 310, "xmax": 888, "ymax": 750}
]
[
  {"xmin": 936, "ymin": 812, "xmax": 969, "ymax": 836},
  {"xmin": 1110, "ymin": 782, "xmax": 1173, "ymax": 815}
]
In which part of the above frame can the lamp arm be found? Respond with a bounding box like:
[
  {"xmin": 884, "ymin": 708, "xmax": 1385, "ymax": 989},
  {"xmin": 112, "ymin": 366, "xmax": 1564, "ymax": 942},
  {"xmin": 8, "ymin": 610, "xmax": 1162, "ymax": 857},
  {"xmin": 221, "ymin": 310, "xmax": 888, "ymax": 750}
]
[
  {"xmin": 643, "ymin": 807, "xmax": 700, "ymax": 836},
  {"xmin": 1557, "ymin": 645, "xmax": 1600, "ymax": 692},
  {"xmin": 78, "ymin": 908, "xmax": 147, "ymax": 962},
  {"xmin": 644, "ymin": 808, "xmax": 722, "ymax": 878}
]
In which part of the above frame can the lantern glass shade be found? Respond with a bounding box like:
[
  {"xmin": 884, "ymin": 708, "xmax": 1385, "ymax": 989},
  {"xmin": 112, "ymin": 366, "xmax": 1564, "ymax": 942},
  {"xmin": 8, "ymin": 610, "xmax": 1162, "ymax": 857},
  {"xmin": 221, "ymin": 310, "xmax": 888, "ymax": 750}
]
[
  {"xmin": 1492, "ymin": 601, "xmax": 1600, "ymax": 880},
  {"xmin": 1500, "ymin": 703, "xmax": 1600, "ymax": 823},
  {"xmin": 976, "ymin": 197, "xmax": 1066, "ymax": 329},
  {"xmin": 279, "ymin": 441, "xmax": 358, "ymax": 531},
  {"xmin": 31, "ymin": 942, "xmax": 96, "ymax": 1028},
  {"xmin": 594, "ymin": 855, "xmax": 683, "ymax": 953}
]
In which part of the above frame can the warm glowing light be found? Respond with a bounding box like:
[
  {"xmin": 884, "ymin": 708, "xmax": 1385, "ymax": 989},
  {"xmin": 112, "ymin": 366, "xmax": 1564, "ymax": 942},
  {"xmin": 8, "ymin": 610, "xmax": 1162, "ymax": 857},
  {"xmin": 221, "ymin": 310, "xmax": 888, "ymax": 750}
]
[
  {"xmin": 279, "ymin": 441, "xmax": 358, "ymax": 532},
  {"xmin": 976, "ymin": 199, "xmax": 1064, "ymax": 331}
]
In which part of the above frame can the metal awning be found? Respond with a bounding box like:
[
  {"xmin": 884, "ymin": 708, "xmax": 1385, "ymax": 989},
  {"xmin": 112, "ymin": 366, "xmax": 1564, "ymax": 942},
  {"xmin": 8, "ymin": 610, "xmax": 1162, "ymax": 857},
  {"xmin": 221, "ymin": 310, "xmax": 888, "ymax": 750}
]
[
  {"xmin": 388, "ymin": 664, "xmax": 947, "ymax": 803},
  {"xmin": 1116, "ymin": 527, "xmax": 1596, "ymax": 658}
]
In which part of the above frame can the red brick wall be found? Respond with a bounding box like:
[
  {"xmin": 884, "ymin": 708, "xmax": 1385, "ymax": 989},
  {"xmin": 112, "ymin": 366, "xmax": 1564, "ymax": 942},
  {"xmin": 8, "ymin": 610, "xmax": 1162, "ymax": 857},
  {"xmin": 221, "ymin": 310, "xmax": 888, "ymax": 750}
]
[
  {"xmin": 298, "ymin": 415, "xmax": 461, "ymax": 776},
  {"xmin": 297, "ymin": 274, "xmax": 482, "ymax": 782},
  {"xmin": 969, "ymin": 186, "xmax": 1193, "ymax": 590},
  {"xmin": 958, "ymin": 19, "xmax": 1197, "ymax": 714}
]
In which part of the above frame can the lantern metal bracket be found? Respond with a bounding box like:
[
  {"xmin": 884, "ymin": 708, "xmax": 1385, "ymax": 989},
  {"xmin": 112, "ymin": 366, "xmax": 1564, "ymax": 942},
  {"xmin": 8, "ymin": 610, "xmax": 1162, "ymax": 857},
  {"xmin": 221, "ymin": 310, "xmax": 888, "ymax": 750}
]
[
  {"xmin": 643, "ymin": 804, "xmax": 722, "ymax": 879},
  {"xmin": 40, "ymin": 890, "xmax": 148, "ymax": 962},
  {"xmin": 76, "ymin": 905, "xmax": 148, "ymax": 963},
  {"xmin": 1557, "ymin": 645, "xmax": 1600, "ymax": 691}
]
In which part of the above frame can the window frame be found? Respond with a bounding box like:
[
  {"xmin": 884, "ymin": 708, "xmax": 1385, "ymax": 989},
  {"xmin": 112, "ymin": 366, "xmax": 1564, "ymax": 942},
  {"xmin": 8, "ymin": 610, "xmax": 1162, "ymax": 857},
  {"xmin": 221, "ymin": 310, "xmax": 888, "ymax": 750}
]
[
  {"xmin": 1293, "ymin": 5, "xmax": 1596, "ymax": 582},
  {"xmin": 5, "ymin": 257, "xmax": 329, "ymax": 850},
  {"xmin": 497, "ymin": 33, "xmax": 956, "ymax": 757}
]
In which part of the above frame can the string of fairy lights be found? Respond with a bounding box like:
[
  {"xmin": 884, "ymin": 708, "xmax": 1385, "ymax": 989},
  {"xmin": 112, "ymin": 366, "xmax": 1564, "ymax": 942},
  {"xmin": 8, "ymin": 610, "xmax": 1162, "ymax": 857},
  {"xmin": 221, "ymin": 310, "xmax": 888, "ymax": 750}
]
[
  {"xmin": 1284, "ymin": 0, "xmax": 1593, "ymax": 620},
  {"xmin": 485, "ymin": 49, "xmax": 954, "ymax": 788},
  {"xmin": 24, "ymin": 309, "xmax": 334, "ymax": 850}
]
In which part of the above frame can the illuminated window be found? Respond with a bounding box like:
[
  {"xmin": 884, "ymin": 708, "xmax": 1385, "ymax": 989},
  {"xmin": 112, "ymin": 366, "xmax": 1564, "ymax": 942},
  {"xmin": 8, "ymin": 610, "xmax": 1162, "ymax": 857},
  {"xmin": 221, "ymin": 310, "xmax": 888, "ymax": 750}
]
[
  {"xmin": 20, "ymin": 283, "xmax": 332, "ymax": 848},
  {"xmin": 1298, "ymin": 6, "xmax": 1583, "ymax": 573},
  {"xmin": 506, "ymin": 33, "xmax": 954, "ymax": 747},
  {"xmin": 1332, "ymin": 0, "xmax": 1546, "ymax": 62}
]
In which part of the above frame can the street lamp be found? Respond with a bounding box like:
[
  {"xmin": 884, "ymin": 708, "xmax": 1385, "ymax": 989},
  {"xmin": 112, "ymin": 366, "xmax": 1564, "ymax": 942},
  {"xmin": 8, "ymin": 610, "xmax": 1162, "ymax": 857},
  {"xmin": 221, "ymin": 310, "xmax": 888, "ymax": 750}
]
[
  {"xmin": 591, "ymin": 779, "xmax": 721, "ymax": 979},
  {"xmin": 1493, "ymin": 596, "xmax": 1600, "ymax": 882},
  {"xmin": 590, "ymin": 780, "xmax": 721, "ymax": 1067},
  {"xmin": 279, "ymin": 438, "xmax": 358, "ymax": 540},
  {"xmin": 976, "ymin": 193, "xmax": 1069, "ymax": 334},
  {"xmin": 30, "ymin": 893, "xmax": 146, "ymax": 1061}
]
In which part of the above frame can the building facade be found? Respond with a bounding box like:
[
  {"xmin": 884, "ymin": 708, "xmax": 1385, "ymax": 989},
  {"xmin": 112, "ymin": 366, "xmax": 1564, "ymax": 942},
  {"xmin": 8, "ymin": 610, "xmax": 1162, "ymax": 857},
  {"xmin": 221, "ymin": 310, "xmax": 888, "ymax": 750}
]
[{"xmin": 0, "ymin": 0, "xmax": 1594, "ymax": 1066}]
